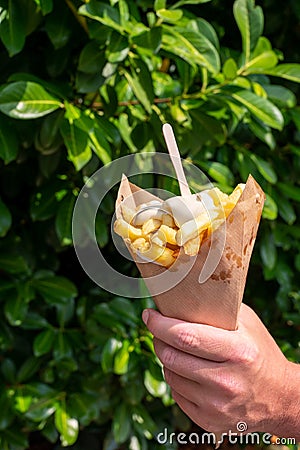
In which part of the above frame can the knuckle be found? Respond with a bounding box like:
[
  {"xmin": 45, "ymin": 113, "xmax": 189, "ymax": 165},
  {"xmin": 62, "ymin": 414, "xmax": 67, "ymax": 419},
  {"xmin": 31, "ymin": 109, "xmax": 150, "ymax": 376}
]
[
  {"xmin": 236, "ymin": 343, "xmax": 260, "ymax": 366},
  {"xmin": 161, "ymin": 346, "xmax": 177, "ymax": 368},
  {"xmin": 175, "ymin": 328, "xmax": 198, "ymax": 351}
]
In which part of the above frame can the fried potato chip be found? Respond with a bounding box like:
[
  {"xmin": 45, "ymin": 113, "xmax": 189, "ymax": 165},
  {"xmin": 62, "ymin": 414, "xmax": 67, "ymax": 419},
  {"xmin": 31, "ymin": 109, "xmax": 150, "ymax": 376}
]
[{"xmin": 142, "ymin": 218, "xmax": 162, "ymax": 235}]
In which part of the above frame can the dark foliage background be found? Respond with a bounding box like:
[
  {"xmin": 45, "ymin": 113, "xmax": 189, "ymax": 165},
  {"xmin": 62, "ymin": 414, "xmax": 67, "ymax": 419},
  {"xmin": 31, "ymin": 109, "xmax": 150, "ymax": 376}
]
[{"xmin": 0, "ymin": 0, "xmax": 299, "ymax": 449}]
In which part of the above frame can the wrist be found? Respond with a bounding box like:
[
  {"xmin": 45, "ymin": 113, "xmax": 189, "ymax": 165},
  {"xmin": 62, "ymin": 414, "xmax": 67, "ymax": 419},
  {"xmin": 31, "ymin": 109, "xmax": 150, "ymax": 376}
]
[{"xmin": 268, "ymin": 360, "xmax": 300, "ymax": 441}]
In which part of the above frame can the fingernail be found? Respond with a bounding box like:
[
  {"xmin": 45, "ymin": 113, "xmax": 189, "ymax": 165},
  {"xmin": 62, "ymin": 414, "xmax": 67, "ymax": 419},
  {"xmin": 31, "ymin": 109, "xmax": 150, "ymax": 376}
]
[{"xmin": 142, "ymin": 309, "xmax": 149, "ymax": 325}]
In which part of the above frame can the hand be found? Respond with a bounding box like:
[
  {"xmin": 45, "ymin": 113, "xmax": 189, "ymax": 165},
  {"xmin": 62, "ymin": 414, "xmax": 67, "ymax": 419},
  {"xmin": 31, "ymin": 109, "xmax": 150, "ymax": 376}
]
[{"xmin": 142, "ymin": 304, "xmax": 300, "ymax": 439}]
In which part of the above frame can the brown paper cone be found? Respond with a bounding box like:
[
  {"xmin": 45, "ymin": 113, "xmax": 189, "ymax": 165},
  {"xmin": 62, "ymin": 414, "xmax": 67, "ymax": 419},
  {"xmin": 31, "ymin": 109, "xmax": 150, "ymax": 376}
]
[{"xmin": 116, "ymin": 174, "xmax": 265, "ymax": 331}]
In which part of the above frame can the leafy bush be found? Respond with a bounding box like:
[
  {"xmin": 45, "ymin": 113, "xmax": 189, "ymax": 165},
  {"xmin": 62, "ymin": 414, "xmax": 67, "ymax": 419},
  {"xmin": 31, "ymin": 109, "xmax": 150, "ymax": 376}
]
[{"xmin": 0, "ymin": 0, "xmax": 299, "ymax": 448}]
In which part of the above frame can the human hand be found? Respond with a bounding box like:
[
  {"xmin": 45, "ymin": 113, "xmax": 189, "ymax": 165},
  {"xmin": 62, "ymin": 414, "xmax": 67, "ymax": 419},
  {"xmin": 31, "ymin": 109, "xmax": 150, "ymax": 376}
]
[{"xmin": 142, "ymin": 304, "xmax": 300, "ymax": 439}]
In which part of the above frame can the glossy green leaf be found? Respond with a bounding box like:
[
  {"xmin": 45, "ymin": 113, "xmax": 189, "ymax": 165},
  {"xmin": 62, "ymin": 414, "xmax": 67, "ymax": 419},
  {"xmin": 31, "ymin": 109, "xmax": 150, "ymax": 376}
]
[
  {"xmin": 162, "ymin": 25, "xmax": 219, "ymax": 73},
  {"xmin": 0, "ymin": 118, "xmax": 19, "ymax": 164},
  {"xmin": 55, "ymin": 194, "xmax": 76, "ymax": 246},
  {"xmin": 33, "ymin": 329, "xmax": 56, "ymax": 357},
  {"xmin": 124, "ymin": 61, "xmax": 154, "ymax": 114},
  {"xmin": 223, "ymin": 58, "xmax": 238, "ymax": 80},
  {"xmin": 248, "ymin": 119, "xmax": 275, "ymax": 149},
  {"xmin": 231, "ymin": 90, "xmax": 284, "ymax": 130},
  {"xmin": 157, "ymin": 9, "xmax": 183, "ymax": 22},
  {"xmin": 199, "ymin": 161, "xmax": 234, "ymax": 185},
  {"xmin": 264, "ymin": 64, "xmax": 300, "ymax": 83},
  {"xmin": 195, "ymin": 17, "xmax": 220, "ymax": 50},
  {"xmin": 263, "ymin": 85, "xmax": 296, "ymax": 109},
  {"xmin": 112, "ymin": 403, "xmax": 131, "ymax": 444},
  {"xmin": 114, "ymin": 340, "xmax": 130, "ymax": 375},
  {"xmin": 260, "ymin": 231, "xmax": 277, "ymax": 270},
  {"xmin": 79, "ymin": 2, "xmax": 124, "ymax": 34},
  {"xmin": 0, "ymin": 198, "xmax": 12, "ymax": 237},
  {"xmin": 245, "ymin": 51, "xmax": 278, "ymax": 72},
  {"xmin": 273, "ymin": 192, "xmax": 296, "ymax": 225},
  {"xmin": 262, "ymin": 193, "xmax": 278, "ymax": 221},
  {"xmin": 55, "ymin": 403, "xmax": 79, "ymax": 447},
  {"xmin": 144, "ymin": 370, "xmax": 167, "ymax": 397},
  {"xmin": 0, "ymin": 0, "xmax": 26, "ymax": 56},
  {"xmin": 33, "ymin": 276, "xmax": 78, "ymax": 304},
  {"xmin": 172, "ymin": 0, "xmax": 211, "ymax": 7},
  {"xmin": 4, "ymin": 293, "xmax": 28, "ymax": 326},
  {"xmin": 250, "ymin": 154, "xmax": 277, "ymax": 184},
  {"xmin": 14, "ymin": 387, "xmax": 32, "ymax": 413},
  {"xmin": 131, "ymin": 27, "xmax": 162, "ymax": 53},
  {"xmin": 60, "ymin": 117, "xmax": 92, "ymax": 171},
  {"xmin": 53, "ymin": 332, "xmax": 73, "ymax": 360},
  {"xmin": 0, "ymin": 82, "xmax": 62, "ymax": 119},
  {"xmin": 277, "ymin": 182, "xmax": 300, "ymax": 202},
  {"xmin": 233, "ymin": 0, "xmax": 264, "ymax": 63},
  {"xmin": 78, "ymin": 41, "xmax": 106, "ymax": 74},
  {"xmin": 35, "ymin": 0, "xmax": 53, "ymax": 15},
  {"xmin": 101, "ymin": 337, "xmax": 122, "ymax": 373},
  {"xmin": 106, "ymin": 31, "xmax": 129, "ymax": 63},
  {"xmin": 190, "ymin": 110, "xmax": 226, "ymax": 146},
  {"xmin": 0, "ymin": 254, "xmax": 29, "ymax": 274}
]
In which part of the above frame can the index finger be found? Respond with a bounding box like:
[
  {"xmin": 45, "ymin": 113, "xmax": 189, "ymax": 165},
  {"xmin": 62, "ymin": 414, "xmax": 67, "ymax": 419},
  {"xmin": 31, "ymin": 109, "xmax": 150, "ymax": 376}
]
[{"xmin": 142, "ymin": 309, "xmax": 239, "ymax": 362}]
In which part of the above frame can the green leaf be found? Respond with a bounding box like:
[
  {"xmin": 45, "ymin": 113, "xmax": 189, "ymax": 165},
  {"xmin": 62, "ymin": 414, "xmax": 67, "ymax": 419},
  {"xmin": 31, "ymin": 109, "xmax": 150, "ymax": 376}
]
[
  {"xmin": 0, "ymin": 0, "xmax": 26, "ymax": 56},
  {"xmin": 114, "ymin": 340, "xmax": 130, "ymax": 375},
  {"xmin": 0, "ymin": 254, "xmax": 29, "ymax": 274},
  {"xmin": 78, "ymin": 41, "xmax": 106, "ymax": 74},
  {"xmin": 277, "ymin": 182, "xmax": 300, "ymax": 202},
  {"xmin": 101, "ymin": 337, "xmax": 122, "ymax": 373},
  {"xmin": 273, "ymin": 192, "xmax": 296, "ymax": 225},
  {"xmin": 112, "ymin": 403, "xmax": 131, "ymax": 444},
  {"xmin": 223, "ymin": 58, "xmax": 238, "ymax": 80},
  {"xmin": 124, "ymin": 63, "xmax": 153, "ymax": 114},
  {"xmin": 33, "ymin": 329, "xmax": 56, "ymax": 357},
  {"xmin": 95, "ymin": 213, "xmax": 109, "ymax": 248},
  {"xmin": 55, "ymin": 194, "xmax": 76, "ymax": 246},
  {"xmin": 263, "ymin": 64, "xmax": 300, "ymax": 83},
  {"xmin": 45, "ymin": 5, "xmax": 72, "ymax": 49},
  {"xmin": 157, "ymin": 9, "xmax": 183, "ymax": 22},
  {"xmin": 30, "ymin": 181, "xmax": 65, "ymax": 221},
  {"xmin": 190, "ymin": 110, "xmax": 226, "ymax": 146},
  {"xmin": 162, "ymin": 24, "xmax": 220, "ymax": 74},
  {"xmin": 231, "ymin": 90, "xmax": 284, "ymax": 130},
  {"xmin": 262, "ymin": 193, "xmax": 278, "ymax": 221},
  {"xmin": 0, "ymin": 393, "xmax": 14, "ymax": 430},
  {"xmin": 233, "ymin": 0, "xmax": 264, "ymax": 64},
  {"xmin": 0, "ymin": 198, "xmax": 12, "ymax": 237},
  {"xmin": 131, "ymin": 27, "xmax": 162, "ymax": 53},
  {"xmin": 37, "ymin": 0, "xmax": 53, "ymax": 15},
  {"xmin": 260, "ymin": 231, "xmax": 277, "ymax": 270},
  {"xmin": 14, "ymin": 387, "xmax": 32, "ymax": 413},
  {"xmin": 60, "ymin": 117, "xmax": 92, "ymax": 171},
  {"xmin": 1, "ymin": 358, "xmax": 16, "ymax": 383},
  {"xmin": 172, "ymin": 0, "xmax": 211, "ymax": 7},
  {"xmin": 55, "ymin": 403, "xmax": 79, "ymax": 447},
  {"xmin": 0, "ymin": 82, "xmax": 62, "ymax": 119},
  {"xmin": 106, "ymin": 31, "xmax": 129, "ymax": 63},
  {"xmin": 4, "ymin": 293, "xmax": 28, "ymax": 326},
  {"xmin": 248, "ymin": 119, "xmax": 275, "ymax": 150},
  {"xmin": 53, "ymin": 332, "xmax": 73, "ymax": 360},
  {"xmin": 79, "ymin": 1, "xmax": 124, "ymax": 34},
  {"xmin": 250, "ymin": 154, "xmax": 277, "ymax": 184},
  {"xmin": 263, "ymin": 85, "xmax": 296, "ymax": 109},
  {"xmin": 17, "ymin": 356, "xmax": 41, "ymax": 382},
  {"xmin": 144, "ymin": 370, "xmax": 167, "ymax": 397},
  {"xmin": 33, "ymin": 276, "xmax": 78, "ymax": 305},
  {"xmin": 0, "ymin": 118, "xmax": 19, "ymax": 164},
  {"xmin": 199, "ymin": 161, "xmax": 234, "ymax": 185}
]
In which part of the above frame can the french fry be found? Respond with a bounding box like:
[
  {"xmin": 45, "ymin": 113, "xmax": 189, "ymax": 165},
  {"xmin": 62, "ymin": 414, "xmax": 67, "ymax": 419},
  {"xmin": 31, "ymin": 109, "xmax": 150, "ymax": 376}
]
[
  {"xmin": 184, "ymin": 234, "xmax": 203, "ymax": 256},
  {"xmin": 142, "ymin": 218, "xmax": 162, "ymax": 235},
  {"xmin": 131, "ymin": 238, "xmax": 150, "ymax": 253},
  {"xmin": 115, "ymin": 182, "xmax": 246, "ymax": 268},
  {"xmin": 114, "ymin": 218, "xmax": 142, "ymax": 241},
  {"xmin": 162, "ymin": 213, "xmax": 176, "ymax": 228}
]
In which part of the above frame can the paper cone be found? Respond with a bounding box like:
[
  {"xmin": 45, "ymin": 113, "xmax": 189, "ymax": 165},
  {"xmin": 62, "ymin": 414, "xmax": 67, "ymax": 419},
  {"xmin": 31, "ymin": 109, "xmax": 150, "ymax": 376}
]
[{"xmin": 115, "ymin": 174, "xmax": 265, "ymax": 331}]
